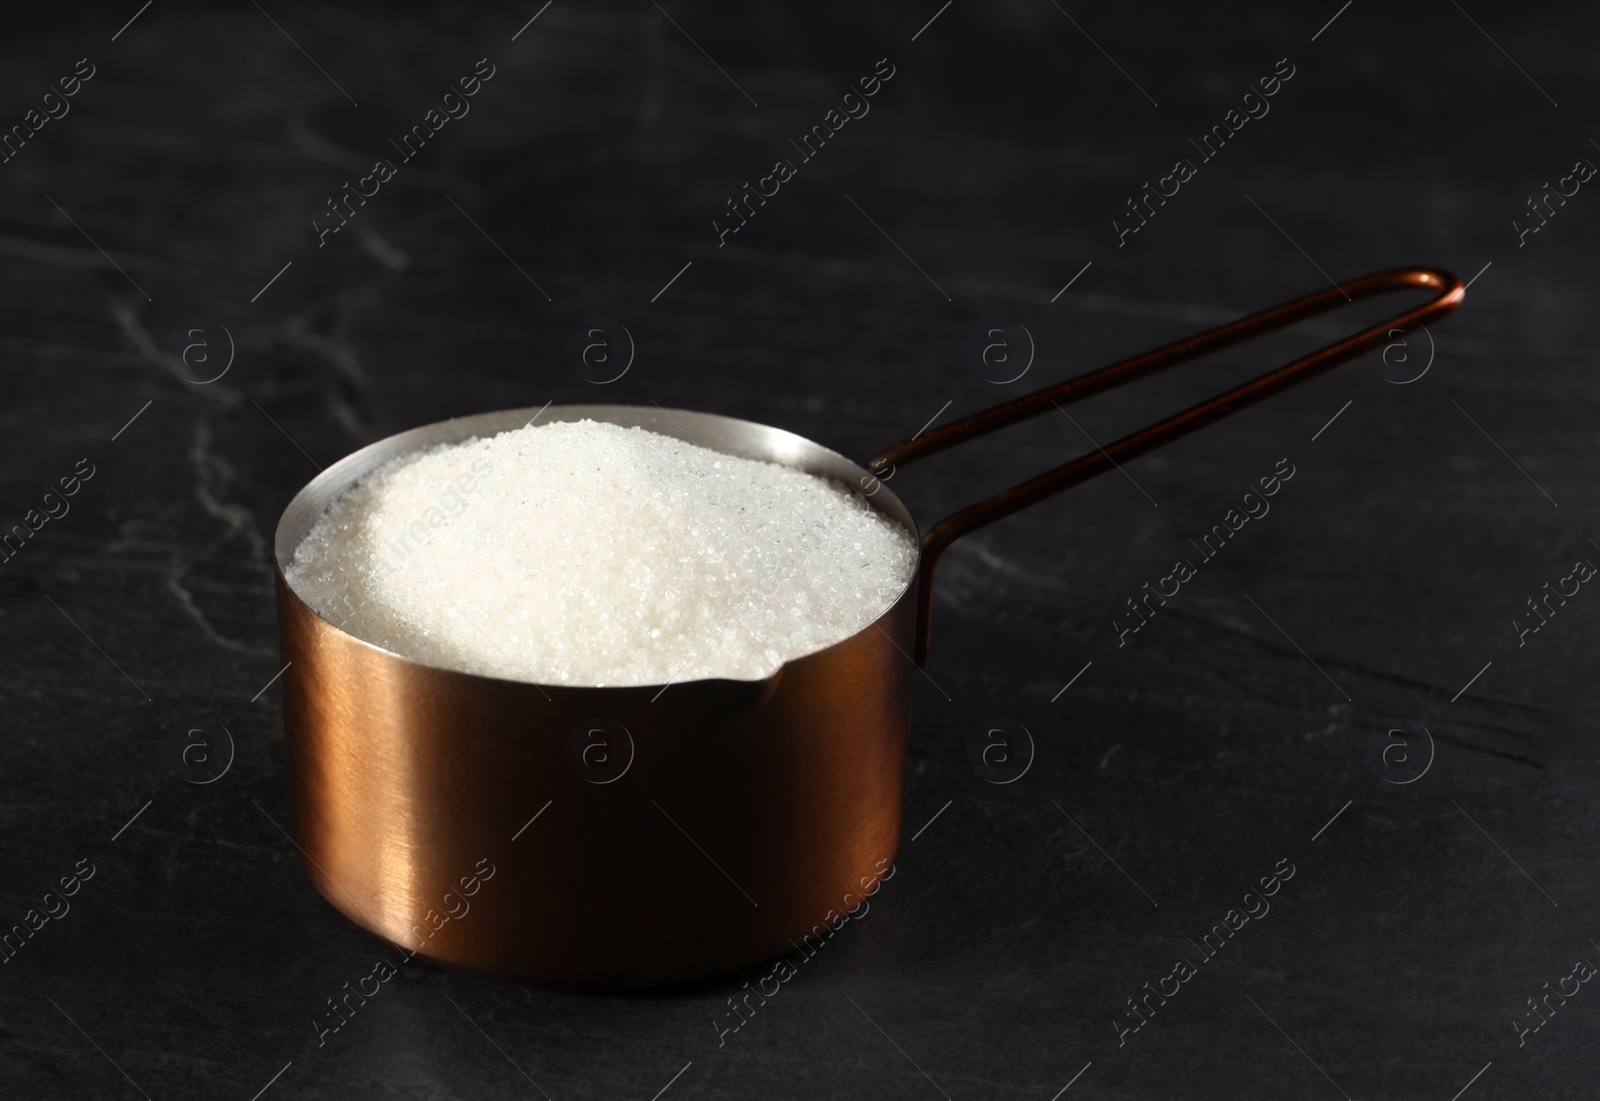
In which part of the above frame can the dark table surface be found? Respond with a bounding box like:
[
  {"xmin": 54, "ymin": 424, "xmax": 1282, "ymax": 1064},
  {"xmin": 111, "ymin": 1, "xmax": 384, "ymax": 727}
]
[{"xmin": 3, "ymin": 1, "xmax": 1598, "ymax": 1098}]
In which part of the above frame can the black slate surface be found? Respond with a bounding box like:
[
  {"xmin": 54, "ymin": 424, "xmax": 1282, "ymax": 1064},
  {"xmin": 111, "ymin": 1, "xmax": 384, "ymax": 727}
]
[{"xmin": 2, "ymin": 1, "xmax": 1598, "ymax": 1098}]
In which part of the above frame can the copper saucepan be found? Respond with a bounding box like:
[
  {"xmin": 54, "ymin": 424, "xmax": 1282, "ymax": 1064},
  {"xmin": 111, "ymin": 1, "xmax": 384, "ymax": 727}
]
[{"xmin": 273, "ymin": 267, "xmax": 1463, "ymax": 988}]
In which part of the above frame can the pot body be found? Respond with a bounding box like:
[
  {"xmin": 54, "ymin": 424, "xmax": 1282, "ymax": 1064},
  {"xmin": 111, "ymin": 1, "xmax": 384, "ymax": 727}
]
[{"xmin": 274, "ymin": 405, "xmax": 918, "ymax": 988}]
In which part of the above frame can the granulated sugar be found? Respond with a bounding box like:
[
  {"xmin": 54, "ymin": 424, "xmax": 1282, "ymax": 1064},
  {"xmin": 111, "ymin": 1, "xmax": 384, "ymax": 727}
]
[{"xmin": 285, "ymin": 419, "xmax": 917, "ymax": 686}]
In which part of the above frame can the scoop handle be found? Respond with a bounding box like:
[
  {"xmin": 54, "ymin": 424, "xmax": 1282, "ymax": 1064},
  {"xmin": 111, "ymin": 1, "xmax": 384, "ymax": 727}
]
[{"xmin": 867, "ymin": 266, "xmax": 1466, "ymax": 666}]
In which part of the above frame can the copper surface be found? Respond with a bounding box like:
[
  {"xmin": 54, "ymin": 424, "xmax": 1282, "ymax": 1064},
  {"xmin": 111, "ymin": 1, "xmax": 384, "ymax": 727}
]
[{"xmin": 275, "ymin": 268, "xmax": 1463, "ymax": 988}]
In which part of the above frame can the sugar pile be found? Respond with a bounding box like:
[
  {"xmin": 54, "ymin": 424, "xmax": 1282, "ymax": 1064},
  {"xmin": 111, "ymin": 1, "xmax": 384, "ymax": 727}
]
[{"xmin": 285, "ymin": 419, "xmax": 917, "ymax": 686}]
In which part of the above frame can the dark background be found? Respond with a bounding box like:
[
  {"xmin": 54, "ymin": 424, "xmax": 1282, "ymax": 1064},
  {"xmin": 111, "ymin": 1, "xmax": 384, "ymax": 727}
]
[{"xmin": 2, "ymin": 1, "xmax": 1597, "ymax": 1098}]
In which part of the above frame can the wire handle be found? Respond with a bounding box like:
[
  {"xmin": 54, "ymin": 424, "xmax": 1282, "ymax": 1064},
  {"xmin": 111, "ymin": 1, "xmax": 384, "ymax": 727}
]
[{"xmin": 868, "ymin": 266, "xmax": 1466, "ymax": 666}]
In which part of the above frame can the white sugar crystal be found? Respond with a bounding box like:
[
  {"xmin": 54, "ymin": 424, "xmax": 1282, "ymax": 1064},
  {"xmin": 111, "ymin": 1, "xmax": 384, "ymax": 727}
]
[{"xmin": 284, "ymin": 419, "xmax": 917, "ymax": 686}]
